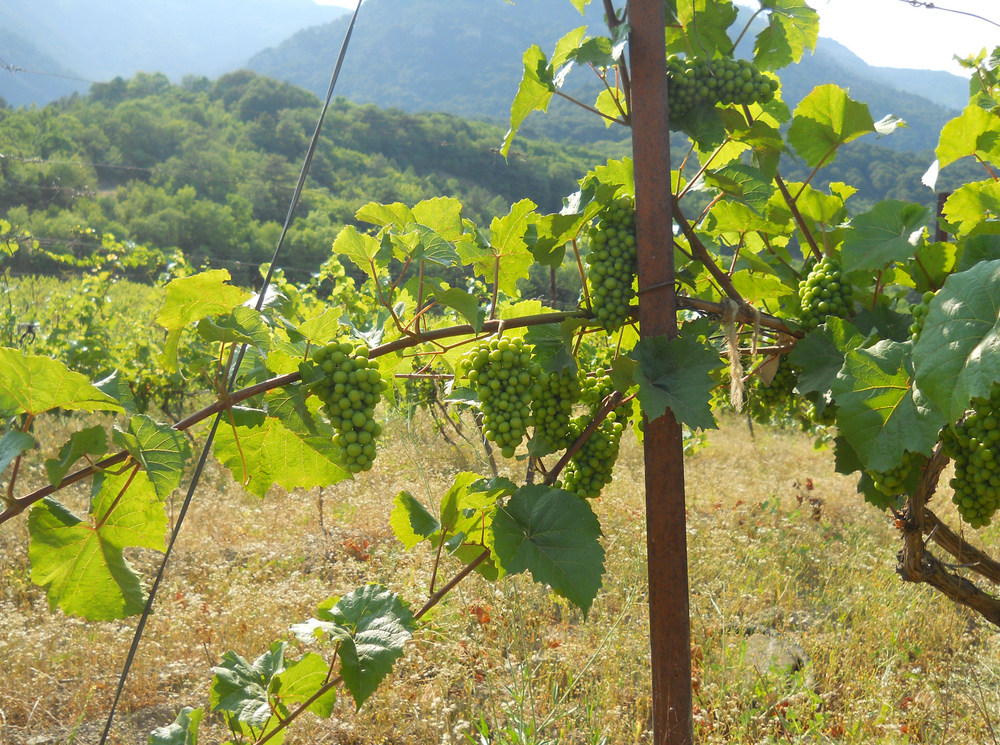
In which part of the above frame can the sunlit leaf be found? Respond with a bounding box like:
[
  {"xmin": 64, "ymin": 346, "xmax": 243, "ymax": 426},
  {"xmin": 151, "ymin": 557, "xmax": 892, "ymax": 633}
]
[
  {"xmin": 0, "ymin": 349, "xmax": 124, "ymax": 417},
  {"xmin": 490, "ymin": 485, "xmax": 604, "ymax": 616}
]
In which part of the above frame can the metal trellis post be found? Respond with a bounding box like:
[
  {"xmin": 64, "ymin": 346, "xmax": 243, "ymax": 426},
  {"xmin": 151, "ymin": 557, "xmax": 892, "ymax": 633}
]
[{"xmin": 628, "ymin": 0, "xmax": 694, "ymax": 743}]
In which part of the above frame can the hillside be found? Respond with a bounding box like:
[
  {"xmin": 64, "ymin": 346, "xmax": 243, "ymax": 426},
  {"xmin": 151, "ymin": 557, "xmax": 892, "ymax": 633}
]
[
  {"xmin": 247, "ymin": 0, "xmax": 968, "ymax": 153},
  {"xmin": 0, "ymin": 0, "xmax": 345, "ymax": 103},
  {"xmin": 0, "ymin": 71, "xmax": 606, "ymax": 280}
]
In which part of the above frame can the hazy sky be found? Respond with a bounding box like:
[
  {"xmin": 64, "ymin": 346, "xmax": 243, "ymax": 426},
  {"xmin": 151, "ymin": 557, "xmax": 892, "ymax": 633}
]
[{"xmin": 314, "ymin": 0, "xmax": 999, "ymax": 76}]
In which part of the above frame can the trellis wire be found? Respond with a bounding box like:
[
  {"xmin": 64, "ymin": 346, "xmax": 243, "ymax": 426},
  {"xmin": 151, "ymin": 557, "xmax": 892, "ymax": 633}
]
[{"xmin": 96, "ymin": 2, "xmax": 364, "ymax": 742}]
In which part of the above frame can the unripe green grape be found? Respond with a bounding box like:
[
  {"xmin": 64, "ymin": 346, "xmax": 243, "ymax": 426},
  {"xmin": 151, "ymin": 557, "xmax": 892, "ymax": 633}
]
[
  {"xmin": 942, "ymin": 384, "xmax": 1000, "ymax": 527},
  {"xmin": 586, "ymin": 196, "xmax": 637, "ymax": 331},
  {"xmin": 909, "ymin": 290, "xmax": 936, "ymax": 342},
  {"xmin": 309, "ymin": 340, "xmax": 386, "ymax": 473},
  {"xmin": 530, "ymin": 367, "xmax": 582, "ymax": 455},
  {"xmin": 558, "ymin": 413, "xmax": 624, "ymax": 499},
  {"xmin": 798, "ymin": 256, "xmax": 853, "ymax": 331},
  {"xmin": 459, "ymin": 336, "xmax": 535, "ymax": 458}
]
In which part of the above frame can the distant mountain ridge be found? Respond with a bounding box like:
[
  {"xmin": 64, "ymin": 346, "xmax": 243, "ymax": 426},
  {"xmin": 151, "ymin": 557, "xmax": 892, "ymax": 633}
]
[
  {"xmin": 247, "ymin": 0, "xmax": 969, "ymax": 153},
  {"xmin": 0, "ymin": 0, "xmax": 346, "ymax": 105}
]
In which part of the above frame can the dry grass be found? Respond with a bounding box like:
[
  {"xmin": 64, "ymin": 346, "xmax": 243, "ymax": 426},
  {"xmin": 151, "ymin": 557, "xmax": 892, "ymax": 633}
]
[{"xmin": 2, "ymin": 410, "xmax": 1000, "ymax": 744}]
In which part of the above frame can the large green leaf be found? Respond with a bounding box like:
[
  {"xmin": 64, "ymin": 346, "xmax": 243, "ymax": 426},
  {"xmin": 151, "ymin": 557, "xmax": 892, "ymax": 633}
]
[
  {"xmin": 1, "ymin": 428, "xmax": 36, "ymax": 475},
  {"xmin": 28, "ymin": 468, "xmax": 165, "ymax": 620},
  {"xmin": 631, "ymin": 334, "xmax": 719, "ymax": 431},
  {"xmin": 502, "ymin": 45, "xmax": 555, "ymax": 157},
  {"xmin": 841, "ymin": 200, "xmax": 928, "ymax": 272},
  {"xmin": 753, "ymin": 0, "xmax": 819, "ymax": 71},
  {"xmin": 913, "ymin": 259, "xmax": 1000, "ymax": 421},
  {"xmin": 788, "ymin": 317, "xmax": 865, "ymax": 395},
  {"xmin": 0, "ymin": 348, "xmax": 124, "ymax": 417},
  {"xmin": 936, "ymin": 103, "xmax": 1000, "ymax": 169},
  {"xmin": 44, "ymin": 425, "xmax": 106, "ymax": 487},
  {"xmin": 269, "ymin": 652, "xmax": 337, "ymax": 719},
  {"xmin": 149, "ymin": 707, "xmax": 203, "ymax": 745},
  {"xmin": 787, "ymin": 85, "xmax": 874, "ymax": 168},
  {"xmin": 333, "ymin": 225, "xmax": 391, "ymax": 278},
  {"xmin": 112, "ymin": 415, "xmax": 191, "ymax": 499},
  {"xmin": 665, "ymin": 0, "xmax": 737, "ymax": 58},
  {"xmin": 196, "ymin": 306, "xmax": 272, "ymax": 353},
  {"xmin": 211, "ymin": 642, "xmax": 286, "ymax": 728},
  {"xmin": 304, "ymin": 585, "xmax": 417, "ymax": 709},
  {"xmin": 214, "ymin": 415, "xmax": 350, "ymax": 497},
  {"xmin": 156, "ymin": 269, "xmax": 250, "ymax": 331},
  {"xmin": 390, "ymin": 491, "xmax": 440, "ymax": 550},
  {"xmin": 490, "ymin": 485, "xmax": 604, "ymax": 616},
  {"xmin": 831, "ymin": 340, "xmax": 944, "ymax": 471},
  {"xmin": 460, "ymin": 200, "xmax": 536, "ymax": 296},
  {"xmin": 941, "ymin": 180, "xmax": 1000, "ymax": 237}
]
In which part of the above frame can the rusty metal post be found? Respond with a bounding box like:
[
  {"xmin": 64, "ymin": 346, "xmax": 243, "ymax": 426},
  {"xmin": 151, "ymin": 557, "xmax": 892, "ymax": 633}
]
[{"xmin": 628, "ymin": 1, "xmax": 693, "ymax": 744}]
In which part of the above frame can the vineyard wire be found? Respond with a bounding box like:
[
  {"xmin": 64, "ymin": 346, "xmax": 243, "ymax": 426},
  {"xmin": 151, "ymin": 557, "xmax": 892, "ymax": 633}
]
[{"xmin": 95, "ymin": 2, "xmax": 365, "ymax": 741}]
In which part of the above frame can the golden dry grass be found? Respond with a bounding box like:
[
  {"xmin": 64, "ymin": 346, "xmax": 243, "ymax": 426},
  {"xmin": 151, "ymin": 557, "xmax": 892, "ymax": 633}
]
[{"xmin": 2, "ymin": 410, "xmax": 1000, "ymax": 745}]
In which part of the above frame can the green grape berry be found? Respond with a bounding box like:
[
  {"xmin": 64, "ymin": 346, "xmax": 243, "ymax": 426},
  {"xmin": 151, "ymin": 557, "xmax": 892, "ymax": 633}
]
[
  {"xmin": 531, "ymin": 367, "xmax": 581, "ymax": 455},
  {"xmin": 666, "ymin": 55, "xmax": 777, "ymax": 119},
  {"xmin": 942, "ymin": 384, "xmax": 1000, "ymax": 528},
  {"xmin": 798, "ymin": 256, "xmax": 853, "ymax": 331},
  {"xmin": 458, "ymin": 336, "xmax": 535, "ymax": 458},
  {"xmin": 559, "ymin": 412, "xmax": 624, "ymax": 499},
  {"xmin": 310, "ymin": 340, "xmax": 388, "ymax": 473},
  {"xmin": 586, "ymin": 196, "xmax": 637, "ymax": 331},
  {"xmin": 909, "ymin": 290, "xmax": 936, "ymax": 342}
]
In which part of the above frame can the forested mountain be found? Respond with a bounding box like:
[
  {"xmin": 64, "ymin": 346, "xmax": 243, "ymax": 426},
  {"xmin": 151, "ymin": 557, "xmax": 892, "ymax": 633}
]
[
  {"xmin": 247, "ymin": 0, "xmax": 967, "ymax": 153},
  {"xmin": 0, "ymin": 0, "xmax": 345, "ymax": 106},
  {"xmin": 0, "ymin": 72, "xmax": 606, "ymax": 281}
]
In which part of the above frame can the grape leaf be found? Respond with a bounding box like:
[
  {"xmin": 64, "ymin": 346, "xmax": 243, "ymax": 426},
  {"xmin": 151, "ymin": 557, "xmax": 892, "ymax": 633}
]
[
  {"xmin": 788, "ymin": 317, "xmax": 865, "ymax": 395},
  {"xmin": 665, "ymin": 0, "xmax": 737, "ymax": 58},
  {"xmin": 459, "ymin": 200, "xmax": 536, "ymax": 296},
  {"xmin": 913, "ymin": 259, "xmax": 1000, "ymax": 421},
  {"xmin": 502, "ymin": 45, "xmax": 554, "ymax": 157},
  {"xmin": 703, "ymin": 164, "xmax": 774, "ymax": 212},
  {"xmin": 211, "ymin": 642, "xmax": 286, "ymax": 728},
  {"xmin": 631, "ymin": 334, "xmax": 719, "ymax": 431},
  {"xmin": 112, "ymin": 415, "xmax": 190, "ymax": 499},
  {"xmin": 355, "ymin": 201, "xmax": 415, "ymax": 229},
  {"xmin": 316, "ymin": 585, "xmax": 417, "ymax": 708},
  {"xmin": 787, "ymin": 85, "xmax": 874, "ymax": 168},
  {"xmin": 936, "ymin": 103, "xmax": 1000, "ymax": 169},
  {"xmin": 297, "ymin": 308, "xmax": 345, "ymax": 344},
  {"xmin": 831, "ymin": 340, "xmax": 944, "ymax": 471},
  {"xmin": 214, "ymin": 416, "xmax": 350, "ymax": 497},
  {"xmin": 390, "ymin": 491, "xmax": 440, "ymax": 549},
  {"xmin": 95, "ymin": 370, "xmax": 138, "ymax": 416},
  {"xmin": 196, "ymin": 306, "xmax": 272, "ymax": 352},
  {"xmin": 149, "ymin": 707, "xmax": 203, "ymax": 745},
  {"xmin": 29, "ymin": 467, "xmax": 166, "ymax": 621},
  {"xmin": 941, "ymin": 180, "xmax": 1000, "ymax": 237},
  {"xmin": 44, "ymin": 425, "xmax": 105, "ymax": 487},
  {"xmin": 525, "ymin": 320, "xmax": 579, "ymax": 373},
  {"xmin": 157, "ymin": 269, "xmax": 250, "ymax": 331},
  {"xmin": 269, "ymin": 652, "xmax": 337, "ymax": 718},
  {"xmin": 490, "ymin": 485, "xmax": 605, "ymax": 616},
  {"xmin": 333, "ymin": 225, "xmax": 391, "ymax": 278},
  {"xmin": 0, "ymin": 349, "xmax": 124, "ymax": 417},
  {"xmin": 1, "ymin": 428, "xmax": 36, "ymax": 475},
  {"xmin": 841, "ymin": 200, "xmax": 928, "ymax": 272},
  {"xmin": 753, "ymin": 0, "xmax": 819, "ymax": 71}
]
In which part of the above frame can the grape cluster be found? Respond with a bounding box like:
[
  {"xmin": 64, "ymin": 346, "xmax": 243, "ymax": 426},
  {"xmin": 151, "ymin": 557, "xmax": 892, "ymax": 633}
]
[
  {"xmin": 746, "ymin": 357, "xmax": 800, "ymax": 421},
  {"xmin": 531, "ymin": 367, "xmax": 581, "ymax": 455},
  {"xmin": 868, "ymin": 450, "xmax": 923, "ymax": 504},
  {"xmin": 942, "ymin": 385, "xmax": 1000, "ymax": 528},
  {"xmin": 310, "ymin": 341, "xmax": 387, "ymax": 473},
  {"xmin": 585, "ymin": 197, "xmax": 637, "ymax": 332},
  {"xmin": 798, "ymin": 256, "xmax": 853, "ymax": 331},
  {"xmin": 667, "ymin": 55, "xmax": 779, "ymax": 119},
  {"xmin": 458, "ymin": 337, "xmax": 536, "ymax": 459},
  {"xmin": 559, "ymin": 412, "xmax": 625, "ymax": 499},
  {"xmin": 909, "ymin": 290, "xmax": 936, "ymax": 342}
]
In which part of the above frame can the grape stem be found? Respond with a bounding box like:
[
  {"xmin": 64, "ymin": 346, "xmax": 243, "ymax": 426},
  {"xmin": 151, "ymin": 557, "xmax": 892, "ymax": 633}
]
[{"xmin": 544, "ymin": 390, "xmax": 631, "ymax": 486}]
